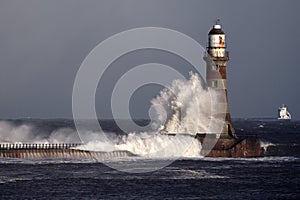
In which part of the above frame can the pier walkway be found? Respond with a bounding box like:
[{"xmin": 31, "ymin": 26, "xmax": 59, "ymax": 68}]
[{"xmin": 0, "ymin": 143, "xmax": 82, "ymax": 150}]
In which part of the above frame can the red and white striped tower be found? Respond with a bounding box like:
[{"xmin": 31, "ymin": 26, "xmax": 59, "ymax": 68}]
[{"xmin": 204, "ymin": 20, "xmax": 235, "ymax": 137}]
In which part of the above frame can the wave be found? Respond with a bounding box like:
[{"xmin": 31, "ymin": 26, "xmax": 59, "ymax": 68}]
[
  {"xmin": 151, "ymin": 72, "xmax": 224, "ymax": 134},
  {"xmin": 259, "ymin": 140, "xmax": 300, "ymax": 157},
  {"xmin": 75, "ymin": 132, "xmax": 201, "ymax": 158}
]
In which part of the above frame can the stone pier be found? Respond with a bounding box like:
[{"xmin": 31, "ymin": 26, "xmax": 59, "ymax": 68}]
[{"xmin": 0, "ymin": 143, "xmax": 136, "ymax": 159}]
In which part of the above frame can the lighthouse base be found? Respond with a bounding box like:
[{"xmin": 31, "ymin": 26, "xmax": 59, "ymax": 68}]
[{"xmin": 195, "ymin": 134, "xmax": 261, "ymax": 158}]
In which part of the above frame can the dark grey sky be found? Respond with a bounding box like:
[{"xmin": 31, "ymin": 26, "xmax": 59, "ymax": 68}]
[{"xmin": 0, "ymin": 0, "xmax": 299, "ymax": 119}]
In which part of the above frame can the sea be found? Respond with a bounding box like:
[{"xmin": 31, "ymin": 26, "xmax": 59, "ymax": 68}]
[{"xmin": 0, "ymin": 118, "xmax": 299, "ymax": 199}]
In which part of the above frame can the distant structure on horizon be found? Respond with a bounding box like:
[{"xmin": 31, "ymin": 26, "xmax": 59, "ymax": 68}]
[
  {"xmin": 278, "ymin": 104, "xmax": 292, "ymax": 120},
  {"xmin": 203, "ymin": 19, "xmax": 235, "ymax": 137}
]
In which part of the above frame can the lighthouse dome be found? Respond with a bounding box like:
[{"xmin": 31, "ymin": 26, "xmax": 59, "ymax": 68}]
[{"xmin": 209, "ymin": 24, "xmax": 225, "ymax": 35}]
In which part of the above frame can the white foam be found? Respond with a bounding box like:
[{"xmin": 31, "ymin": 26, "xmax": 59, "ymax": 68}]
[
  {"xmin": 76, "ymin": 132, "xmax": 201, "ymax": 158},
  {"xmin": 260, "ymin": 140, "xmax": 276, "ymax": 148},
  {"xmin": 151, "ymin": 72, "xmax": 224, "ymax": 134}
]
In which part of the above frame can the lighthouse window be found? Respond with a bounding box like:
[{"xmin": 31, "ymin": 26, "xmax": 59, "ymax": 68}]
[
  {"xmin": 212, "ymin": 65, "xmax": 219, "ymax": 70},
  {"xmin": 212, "ymin": 80, "xmax": 218, "ymax": 88}
]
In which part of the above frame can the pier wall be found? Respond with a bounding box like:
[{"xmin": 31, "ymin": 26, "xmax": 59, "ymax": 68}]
[{"xmin": 0, "ymin": 143, "xmax": 136, "ymax": 159}]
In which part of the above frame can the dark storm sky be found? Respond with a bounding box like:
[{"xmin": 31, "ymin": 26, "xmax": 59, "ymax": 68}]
[{"xmin": 0, "ymin": 0, "xmax": 299, "ymax": 119}]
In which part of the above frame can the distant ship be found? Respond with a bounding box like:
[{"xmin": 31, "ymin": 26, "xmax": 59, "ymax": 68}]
[{"xmin": 278, "ymin": 104, "xmax": 291, "ymax": 120}]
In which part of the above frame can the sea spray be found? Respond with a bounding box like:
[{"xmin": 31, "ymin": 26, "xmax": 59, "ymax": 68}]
[
  {"xmin": 76, "ymin": 132, "xmax": 201, "ymax": 158},
  {"xmin": 260, "ymin": 140, "xmax": 276, "ymax": 152},
  {"xmin": 151, "ymin": 72, "xmax": 224, "ymax": 134},
  {"xmin": 0, "ymin": 120, "xmax": 81, "ymax": 144},
  {"xmin": 0, "ymin": 121, "xmax": 35, "ymax": 143},
  {"xmin": 116, "ymin": 132, "xmax": 201, "ymax": 157}
]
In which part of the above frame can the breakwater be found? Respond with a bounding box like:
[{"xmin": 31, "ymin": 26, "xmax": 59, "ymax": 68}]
[{"xmin": 0, "ymin": 143, "xmax": 136, "ymax": 159}]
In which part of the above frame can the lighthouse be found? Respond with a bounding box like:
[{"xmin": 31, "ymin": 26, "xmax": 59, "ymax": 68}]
[{"xmin": 204, "ymin": 20, "xmax": 235, "ymax": 137}]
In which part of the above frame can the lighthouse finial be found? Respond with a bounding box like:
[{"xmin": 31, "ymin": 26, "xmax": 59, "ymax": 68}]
[{"xmin": 216, "ymin": 18, "xmax": 220, "ymax": 25}]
